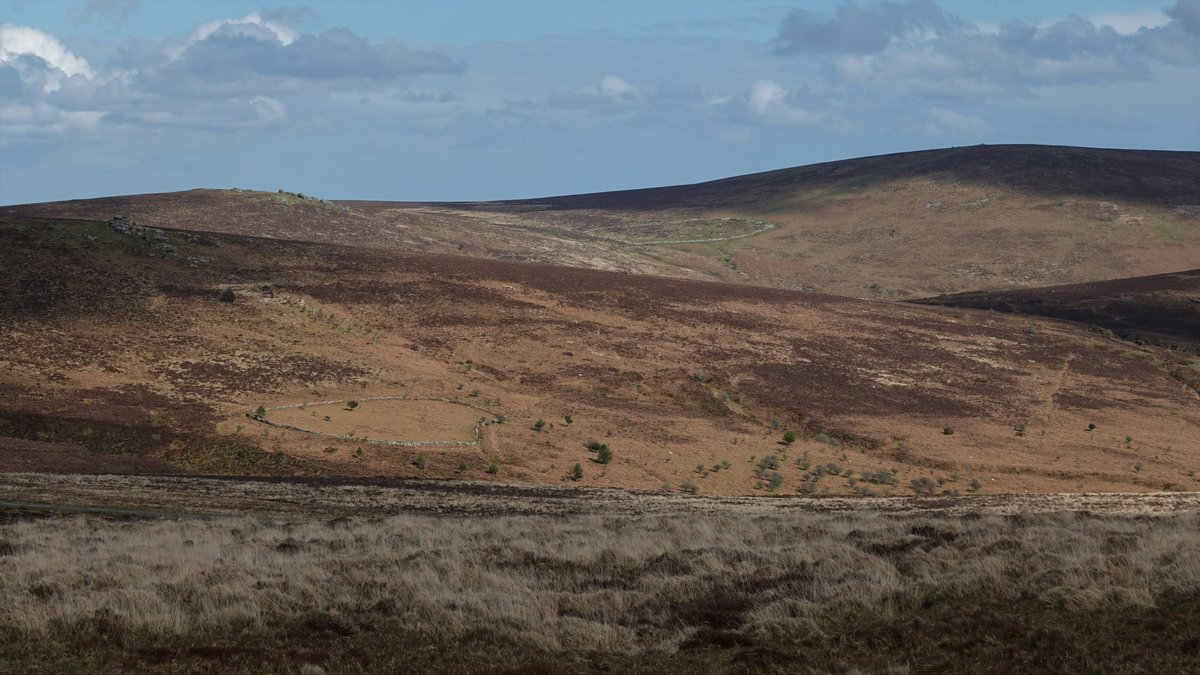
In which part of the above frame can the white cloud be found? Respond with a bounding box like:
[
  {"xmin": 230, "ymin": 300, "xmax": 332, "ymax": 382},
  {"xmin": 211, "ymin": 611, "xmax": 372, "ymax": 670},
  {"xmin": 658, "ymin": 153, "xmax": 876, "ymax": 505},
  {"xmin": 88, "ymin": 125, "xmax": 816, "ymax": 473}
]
[
  {"xmin": 746, "ymin": 80, "xmax": 825, "ymax": 126},
  {"xmin": 596, "ymin": 74, "xmax": 637, "ymax": 99},
  {"xmin": 0, "ymin": 24, "xmax": 94, "ymax": 92},
  {"xmin": 546, "ymin": 74, "xmax": 643, "ymax": 111},
  {"xmin": 170, "ymin": 12, "xmax": 297, "ymax": 59}
]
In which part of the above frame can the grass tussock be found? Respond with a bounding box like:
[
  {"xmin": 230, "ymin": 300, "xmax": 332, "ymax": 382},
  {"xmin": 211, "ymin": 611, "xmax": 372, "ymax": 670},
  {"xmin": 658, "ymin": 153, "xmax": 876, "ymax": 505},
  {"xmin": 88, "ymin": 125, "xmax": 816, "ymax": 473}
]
[{"xmin": 2, "ymin": 508, "xmax": 1200, "ymax": 672}]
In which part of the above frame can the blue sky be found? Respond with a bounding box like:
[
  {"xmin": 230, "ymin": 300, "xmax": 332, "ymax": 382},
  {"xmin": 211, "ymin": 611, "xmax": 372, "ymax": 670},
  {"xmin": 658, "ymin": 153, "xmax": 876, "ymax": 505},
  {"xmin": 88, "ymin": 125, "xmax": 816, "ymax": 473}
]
[{"xmin": 1, "ymin": 0, "xmax": 1197, "ymax": 204}]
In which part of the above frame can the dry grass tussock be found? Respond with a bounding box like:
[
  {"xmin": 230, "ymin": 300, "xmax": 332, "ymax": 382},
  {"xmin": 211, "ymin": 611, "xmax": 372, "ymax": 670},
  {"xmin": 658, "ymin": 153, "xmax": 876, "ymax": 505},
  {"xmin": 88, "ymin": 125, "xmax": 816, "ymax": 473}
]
[{"xmin": 2, "ymin": 509, "xmax": 1199, "ymax": 656}]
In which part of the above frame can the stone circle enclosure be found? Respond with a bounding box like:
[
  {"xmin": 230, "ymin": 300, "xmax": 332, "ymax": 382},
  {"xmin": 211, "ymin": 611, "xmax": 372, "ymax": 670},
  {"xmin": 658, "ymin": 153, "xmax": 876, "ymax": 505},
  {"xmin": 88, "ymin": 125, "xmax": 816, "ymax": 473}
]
[{"xmin": 248, "ymin": 397, "xmax": 499, "ymax": 447}]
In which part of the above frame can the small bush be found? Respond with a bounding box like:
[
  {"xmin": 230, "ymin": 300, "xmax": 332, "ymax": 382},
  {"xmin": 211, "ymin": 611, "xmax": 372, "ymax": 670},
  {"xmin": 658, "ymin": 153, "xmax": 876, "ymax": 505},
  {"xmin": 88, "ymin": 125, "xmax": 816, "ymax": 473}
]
[
  {"xmin": 413, "ymin": 455, "xmax": 427, "ymax": 469},
  {"xmin": 1087, "ymin": 423, "xmax": 1097, "ymax": 431},
  {"xmin": 596, "ymin": 446, "xmax": 613, "ymax": 464},
  {"xmin": 862, "ymin": 468, "xmax": 898, "ymax": 485},
  {"xmin": 254, "ymin": 406, "xmax": 266, "ymax": 418},
  {"xmin": 942, "ymin": 427, "xmax": 954, "ymax": 436},
  {"xmin": 910, "ymin": 476, "xmax": 938, "ymax": 495},
  {"xmin": 533, "ymin": 419, "xmax": 545, "ymax": 431},
  {"xmin": 814, "ymin": 433, "xmax": 840, "ymax": 446},
  {"xmin": 564, "ymin": 415, "xmax": 573, "ymax": 425},
  {"xmin": 486, "ymin": 463, "xmax": 499, "ymax": 474},
  {"xmin": 782, "ymin": 431, "xmax": 797, "ymax": 445},
  {"xmin": 585, "ymin": 441, "xmax": 608, "ymax": 452},
  {"xmin": 456, "ymin": 462, "xmax": 467, "ymax": 473},
  {"xmin": 758, "ymin": 456, "xmax": 782, "ymax": 471},
  {"xmin": 767, "ymin": 472, "xmax": 784, "ymax": 491},
  {"xmin": 219, "ymin": 288, "xmax": 236, "ymax": 303},
  {"xmin": 346, "ymin": 401, "xmax": 359, "ymax": 411},
  {"xmin": 570, "ymin": 463, "xmax": 583, "ymax": 481},
  {"xmin": 680, "ymin": 481, "xmax": 699, "ymax": 495},
  {"xmin": 969, "ymin": 478, "xmax": 982, "ymax": 492}
]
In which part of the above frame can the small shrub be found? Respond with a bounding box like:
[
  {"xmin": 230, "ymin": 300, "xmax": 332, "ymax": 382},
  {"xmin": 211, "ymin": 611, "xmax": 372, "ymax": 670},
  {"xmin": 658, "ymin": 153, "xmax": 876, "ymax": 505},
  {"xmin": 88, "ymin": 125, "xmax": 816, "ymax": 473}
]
[
  {"xmin": 767, "ymin": 472, "xmax": 784, "ymax": 491},
  {"xmin": 585, "ymin": 441, "xmax": 608, "ymax": 452},
  {"xmin": 1014, "ymin": 423, "xmax": 1026, "ymax": 437},
  {"xmin": 564, "ymin": 415, "xmax": 573, "ymax": 425},
  {"xmin": 782, "ymin": 431, "xmax": 797, "ymax": 445},
  {"xmin": 969, "ymin": 478, "xmax": 982, "ymax": 492},
  {"xmin": 758, "ymin": 456, "xmax": 782, "ymax": 471},
  {"xmin": 486, "ymin": 462, "xmax": 499, "ymax": 474},
  {"xmin": 1087, "ymin": 423, "xmax": 1096, "ymax": 431},
  {"xmin": 596, "ymin": 446, "xmax": 613, "ymax": 464},
  {"xmin": 533, "ymin": 419, "xmax": 545, "ymax": 431},
  {"xmin": 570, "ymin": 463, "xmax": 584, "ymax": 481},
  {"xmin": 942, "ymin": 427, "xmax": 954, "ymax": 436},
  {"xmin": 413, "ymin": 455, "xmax": 427, "ymax": 469},
  {"xmin": 910, "ymin": 476, "xmax": 937, "ymax": 495},
  {"xmin": 456, "ymin": 462, "xmax": 467, "ymax": 473},
  {"xmin": 862, "ymin": 468, "xmax": 898, "ymax": 485},
  {"xmin": 254, "ymin": 406, "xmax": 266, "ymax": 418},
  {"xmin": 1134, "ymin": 463, "xmax": 1143, "ymax": 472},
  {"xmin": 346, "ymin": 401, "xmax": 359, "ymax": 411},
  {"xmin": 814, "ymin": 433, "xmax": 840, "ymax": 446},
  {"xmin": 1125, "ymin": 436, "xmax": 1133, "ymax": 445},
  {"xmin": 219, "ymin": 288, "xmax": 236, "ymax": 302},
  {"xmin": 680, "ymin": 481, "xmax": 699, "ymax": 495},
  {"xmin": 353, "ymin": 447, "xmax": 364, "ymax": 459},
  {"xmin": 322, "ymin": 446, "xmax": 337, "ymax": 454}
]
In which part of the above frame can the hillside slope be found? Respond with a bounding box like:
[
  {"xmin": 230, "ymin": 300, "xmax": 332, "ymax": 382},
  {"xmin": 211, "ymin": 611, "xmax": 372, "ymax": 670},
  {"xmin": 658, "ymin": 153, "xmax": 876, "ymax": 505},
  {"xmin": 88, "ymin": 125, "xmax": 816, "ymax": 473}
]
[
  {"xmin": 917, "ymin": 269, "xmax": 1200, "ymax": 352},
  {"xmin": 4, "ymin": 145, "xmax": 1197, "ymax": 297},
  {"xmin": 3, "ymin": 214, "xmax": 1198, "ymax": 495}
]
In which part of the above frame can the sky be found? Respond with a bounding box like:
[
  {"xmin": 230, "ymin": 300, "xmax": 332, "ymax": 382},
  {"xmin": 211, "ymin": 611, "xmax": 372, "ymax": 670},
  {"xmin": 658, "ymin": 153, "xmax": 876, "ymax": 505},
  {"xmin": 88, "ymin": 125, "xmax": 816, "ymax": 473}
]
[{"xmin": 1, "ymin": 0, "xmax": 1197, "ymax": 204}]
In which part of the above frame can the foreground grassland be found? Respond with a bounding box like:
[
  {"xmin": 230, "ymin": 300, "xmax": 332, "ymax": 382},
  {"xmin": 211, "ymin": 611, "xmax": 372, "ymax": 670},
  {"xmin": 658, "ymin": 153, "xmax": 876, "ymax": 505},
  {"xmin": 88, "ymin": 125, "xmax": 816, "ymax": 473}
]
[{"xmin": 1, "ymin": 480, "xmax": 1198, "ymax": 673}]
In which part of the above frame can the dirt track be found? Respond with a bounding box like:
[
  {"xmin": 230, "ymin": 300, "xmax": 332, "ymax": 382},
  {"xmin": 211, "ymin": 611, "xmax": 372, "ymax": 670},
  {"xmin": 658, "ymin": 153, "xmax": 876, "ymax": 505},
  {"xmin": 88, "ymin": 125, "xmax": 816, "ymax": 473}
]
[{"xmin": 2, "ymin": 472, "xmax": 1198, "ymax": 520}]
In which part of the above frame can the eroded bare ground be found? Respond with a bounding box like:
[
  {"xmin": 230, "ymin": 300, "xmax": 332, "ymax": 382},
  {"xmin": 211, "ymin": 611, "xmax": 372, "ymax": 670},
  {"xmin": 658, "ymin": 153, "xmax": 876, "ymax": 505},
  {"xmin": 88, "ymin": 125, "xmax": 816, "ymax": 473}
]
[{"xmin": 2, "ymin": 472, "xmax": 1199, "ymax": 519}]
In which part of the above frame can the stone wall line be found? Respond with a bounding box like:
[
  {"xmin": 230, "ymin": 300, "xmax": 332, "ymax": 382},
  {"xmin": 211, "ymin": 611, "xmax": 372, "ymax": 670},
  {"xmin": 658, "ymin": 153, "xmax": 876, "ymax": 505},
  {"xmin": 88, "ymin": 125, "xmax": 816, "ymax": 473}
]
[{"xmin": 246, "ymin": 396, "xmax": 501, "ymax": 448}]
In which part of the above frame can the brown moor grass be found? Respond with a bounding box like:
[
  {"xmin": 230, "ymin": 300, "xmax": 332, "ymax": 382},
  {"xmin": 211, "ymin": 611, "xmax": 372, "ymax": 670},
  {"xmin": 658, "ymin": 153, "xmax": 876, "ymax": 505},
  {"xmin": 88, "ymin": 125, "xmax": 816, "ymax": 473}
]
[{"xmin": 2, "ymin": 508, "xmax": 1199, "ymax": 672}]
